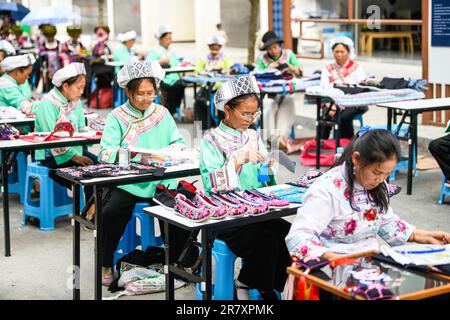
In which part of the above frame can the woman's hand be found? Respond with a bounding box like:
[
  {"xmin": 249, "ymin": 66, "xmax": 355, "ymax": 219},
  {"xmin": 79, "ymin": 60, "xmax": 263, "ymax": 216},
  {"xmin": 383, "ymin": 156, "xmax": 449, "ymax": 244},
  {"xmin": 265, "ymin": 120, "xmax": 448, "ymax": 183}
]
[
  {"xmin": 234, "ymin": 150, "xmax": 266, "ymax": 169},
  {"xmin": 72, "ymin": 155, "xmax": 94, "ymax": 166},
  {"xmin": 321, "ymin": 252, "xmax": 343, "ymax": 261},
  {"xmin": 268, "ymin": 62, "xmax": 279, "ymax": 69},
  {"xmin": 409, "ymin": 229, "xmax": 450, "ymax": 245}
]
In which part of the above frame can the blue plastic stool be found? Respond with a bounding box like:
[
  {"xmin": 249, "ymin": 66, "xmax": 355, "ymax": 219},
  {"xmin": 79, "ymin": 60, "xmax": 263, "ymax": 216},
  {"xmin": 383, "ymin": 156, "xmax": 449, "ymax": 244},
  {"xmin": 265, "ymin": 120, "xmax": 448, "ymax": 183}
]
[
  {"xmin": 439, "ymin": 177, "xmax": 450, "ymax": 205},
  {"xmin": 114, "ymin": 85, "xmax": 126, "ymax": 108},
  {"xmin": 22, "ymin": 163, "xmax": 74, "ymax": 231},
  {"xmin": 370, "ymin": 124, "xmax": 417, "ymax": 181},
  {"xmin": 195, "ymin": 239, "xmax": 274, "ymax": 300},
  {"xmin": 2, "ymin": 152, "xmax": 28, "ymax": 204},
  {"xmin": 114, "ymin": 202, "xmax": 163, "ymax": 264}
]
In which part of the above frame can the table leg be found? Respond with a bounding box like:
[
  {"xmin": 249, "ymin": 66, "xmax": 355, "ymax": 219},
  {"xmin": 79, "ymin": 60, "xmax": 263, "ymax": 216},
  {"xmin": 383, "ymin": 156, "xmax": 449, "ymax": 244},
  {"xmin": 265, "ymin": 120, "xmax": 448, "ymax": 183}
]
[
  {"xmin": 260, "ymin": 92, "xmax": 265, "ymax": 132},
  {"xmin": 315, "ymin": 98, "xmax": 321, "ymax": 169},
  {"xmin": 335, "ymin": 108, "xmax": 341, "ymax": 150},
  {"xmin": 201, "ymin": 229, "xmax": 213, "ymax": 300},
  {"xmin": 94, "ymin": 186, "xmax": 103, "ymax": 300},
  {"xmin": 399, "ymin": 37, "xmax": 405, "ymax": 54},
  {"xmin": 387, "ymin": 109, "xmax": 393, "ymax": 132},
  {"xmin": 407, "ymin": 112, "xmax": 418, "ymax": 195},
  {"xmin": 164, "ymin": 221, "xmax": 175, "ymax": 300},
  {"xmin": 206, "ymin": 84, "xmax": 213, "ymax": 129},
  {"xmin": 73, "ymin": 184, "xmax": 81, "ymax": 300},
  {"xmin": 367, "ymin": 36, "xmax": 373, "ymax": 56},
  {"xmin": 408, "ymin": 35, "xmax": 414, "ymax": 54},
  {"xmin": 2, "ymin": 150, "xmax": 10, "ymax": 257}
]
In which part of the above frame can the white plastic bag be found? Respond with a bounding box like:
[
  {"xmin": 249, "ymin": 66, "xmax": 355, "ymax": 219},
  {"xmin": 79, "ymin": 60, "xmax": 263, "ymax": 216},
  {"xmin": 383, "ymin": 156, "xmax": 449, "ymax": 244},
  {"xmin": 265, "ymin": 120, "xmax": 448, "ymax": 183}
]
[{"xmin": 118, "ymin": 267, "xmax": 185, "ymax": 296}]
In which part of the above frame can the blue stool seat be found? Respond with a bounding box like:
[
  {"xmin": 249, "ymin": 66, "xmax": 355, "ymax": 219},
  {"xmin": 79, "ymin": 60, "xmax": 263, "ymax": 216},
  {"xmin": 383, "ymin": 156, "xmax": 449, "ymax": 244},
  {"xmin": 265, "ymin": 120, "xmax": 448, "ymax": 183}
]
[
  {"xmin": 114, "ymin": 202, "xmax": 163, "ymax": 264},
  {"xmin": 2, "ymin": 152, "xmax": 28, "ymax": 204},
  {"xmin": 439, "ymin": 177, "xmax": 450, "ymax": 205},
  {"xmin": 23, "ymin": 162, "xmax": 74, "ymax": 231},
  {"xmin": 195, "ymin": 239, "xmax": 275, "ymax": 300}
]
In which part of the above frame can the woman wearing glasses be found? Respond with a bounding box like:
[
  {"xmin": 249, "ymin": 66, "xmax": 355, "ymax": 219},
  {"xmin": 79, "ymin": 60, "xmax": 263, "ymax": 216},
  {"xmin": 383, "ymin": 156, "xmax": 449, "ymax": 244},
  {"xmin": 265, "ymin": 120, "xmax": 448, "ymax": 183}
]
[
  {"xmin": 200, "ymin": 76, "xmax": 292, "ymax": 300},
  {"xmin": 98, "ymin": 61, "xmax": 197, "ymax": 286}
]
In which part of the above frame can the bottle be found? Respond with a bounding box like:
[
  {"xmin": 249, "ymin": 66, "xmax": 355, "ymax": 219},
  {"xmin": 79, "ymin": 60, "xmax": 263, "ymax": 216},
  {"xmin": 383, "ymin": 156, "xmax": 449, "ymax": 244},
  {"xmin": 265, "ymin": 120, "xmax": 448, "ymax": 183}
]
[
  {"xmin": 67, "ymin": 112, "xmax": 79, "ymax": 132},
  {"xmin": 334, "ymin": 147, "xmax": 345, "ymax": 163},
  {"xmin": 118, "ymin": 141, "xmax": 130, "ymax": 166}
]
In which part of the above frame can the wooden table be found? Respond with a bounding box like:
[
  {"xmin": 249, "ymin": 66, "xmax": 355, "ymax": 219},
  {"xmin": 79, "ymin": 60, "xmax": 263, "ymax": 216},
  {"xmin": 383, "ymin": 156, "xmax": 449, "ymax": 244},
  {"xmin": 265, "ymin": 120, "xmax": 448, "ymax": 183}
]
[
  {"xmin": 360, "ymin": 31, "xmax": 414, "ymax": 55},
  {"xmin": 287, "ymin": 251, "xmax": 450, "ymax": 300},
  {"xmin": 0, "ymin": 137, "xmax": 101, "ymax": 257}
]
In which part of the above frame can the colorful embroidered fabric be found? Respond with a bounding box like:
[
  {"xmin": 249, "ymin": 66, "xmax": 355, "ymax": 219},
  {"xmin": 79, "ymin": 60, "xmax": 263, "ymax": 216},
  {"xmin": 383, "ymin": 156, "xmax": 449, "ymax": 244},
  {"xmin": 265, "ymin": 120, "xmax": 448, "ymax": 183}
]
[
  {"xmin": 0, "ymin": 123, "xmax": 20, "ymax": 140},
  {"xmin": 305, "ymin": 86, "xmax": 425, "ymax": 109},
  {"xmin": 56, "ymin": 163, "xmax": 165, "ymax": 181}
]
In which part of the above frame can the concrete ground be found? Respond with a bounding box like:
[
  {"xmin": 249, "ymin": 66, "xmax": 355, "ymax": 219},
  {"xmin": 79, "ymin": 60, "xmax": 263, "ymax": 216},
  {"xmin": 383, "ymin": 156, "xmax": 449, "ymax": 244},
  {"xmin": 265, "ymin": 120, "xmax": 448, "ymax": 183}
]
[{"xmin": 1, "ymin": 44, "xmax": 449, "ymax": 300}]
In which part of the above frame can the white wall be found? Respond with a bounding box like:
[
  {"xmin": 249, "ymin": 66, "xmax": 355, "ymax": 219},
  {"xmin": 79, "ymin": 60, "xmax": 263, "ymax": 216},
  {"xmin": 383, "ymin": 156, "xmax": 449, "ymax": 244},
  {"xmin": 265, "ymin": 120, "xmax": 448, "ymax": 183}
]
[{"xmin": 194, "ymin": 0, "xmax": 220, "ymax": 50}]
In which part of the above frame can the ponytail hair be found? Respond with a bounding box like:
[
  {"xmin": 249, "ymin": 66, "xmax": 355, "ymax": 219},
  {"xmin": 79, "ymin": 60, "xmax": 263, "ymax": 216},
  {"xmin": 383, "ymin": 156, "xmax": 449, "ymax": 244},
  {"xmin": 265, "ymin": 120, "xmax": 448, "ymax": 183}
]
[{"xmin": 330, "ymin": 129, "xmax": 401, "ymax": 214}]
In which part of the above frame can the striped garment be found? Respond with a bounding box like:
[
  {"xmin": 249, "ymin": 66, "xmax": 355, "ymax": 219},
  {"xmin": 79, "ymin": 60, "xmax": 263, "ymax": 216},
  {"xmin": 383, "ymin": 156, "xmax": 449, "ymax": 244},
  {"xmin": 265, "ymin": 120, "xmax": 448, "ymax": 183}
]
[{"xmin": 305, "ymin": 86, "xmax": 425, "ymax": 109}]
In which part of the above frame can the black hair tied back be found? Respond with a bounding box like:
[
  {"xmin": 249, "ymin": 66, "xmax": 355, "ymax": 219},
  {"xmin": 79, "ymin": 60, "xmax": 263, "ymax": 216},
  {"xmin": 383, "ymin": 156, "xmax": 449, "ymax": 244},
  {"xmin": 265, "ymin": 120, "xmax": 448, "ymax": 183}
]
[{"xmin": 331, "ymin": 129, "xmax": 401, "ymax": 214}]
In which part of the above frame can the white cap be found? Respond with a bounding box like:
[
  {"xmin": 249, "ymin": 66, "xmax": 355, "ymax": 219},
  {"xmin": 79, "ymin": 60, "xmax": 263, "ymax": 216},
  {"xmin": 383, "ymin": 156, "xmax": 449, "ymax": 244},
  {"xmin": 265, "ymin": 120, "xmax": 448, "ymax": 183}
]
[
  {"xmin": 118, "ymin": 30, "xmax": 137, "ymax": 43},
  {"xmin": 1, "ymin": 54, "xmax": 36, "ymax": 72},
  {"xmin": 207, "ymin": 35, "xmax": 225, "ymax": 46},
  {"xmin": 117, "ymin": 60, "xmax": 166, "ymax": 88},
  {"xmin": 330, "ymin": 36, "xmax": 356, "ymax": 60},
  {"xmin": 0, "ymin": 40, "xmax": 16, "ymax": 56},
  {"xmin": 214, "ymin": 76, "xmax": 260, "ymax": 111},
  {"xmin": 155, "ymin": 24, "xmax": 172, "ymax": 39},
  {"xmin": 52, "ymin": 62, "xmax": 86, "ymax": 87}
]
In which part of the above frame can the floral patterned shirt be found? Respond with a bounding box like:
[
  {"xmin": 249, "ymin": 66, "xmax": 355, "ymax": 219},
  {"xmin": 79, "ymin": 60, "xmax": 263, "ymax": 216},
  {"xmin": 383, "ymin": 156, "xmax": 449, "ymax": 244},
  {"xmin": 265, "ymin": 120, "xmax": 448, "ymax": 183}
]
[{"xmin": 286, "ymin": 164, "xmax": 415, "ymax": 260}]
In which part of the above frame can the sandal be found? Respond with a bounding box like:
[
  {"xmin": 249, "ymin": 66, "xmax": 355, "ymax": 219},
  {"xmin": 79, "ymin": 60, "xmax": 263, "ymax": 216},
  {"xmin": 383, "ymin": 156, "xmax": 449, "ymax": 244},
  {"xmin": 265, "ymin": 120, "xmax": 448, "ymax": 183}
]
[{"xmin": 174, "ymin": 194, "xmax": 210, "ymax": 223}]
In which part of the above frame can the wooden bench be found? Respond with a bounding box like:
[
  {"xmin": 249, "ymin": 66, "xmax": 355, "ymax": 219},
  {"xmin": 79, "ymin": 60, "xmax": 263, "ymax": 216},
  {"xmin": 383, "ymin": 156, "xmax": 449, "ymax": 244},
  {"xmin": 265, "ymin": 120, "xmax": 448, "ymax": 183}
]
[{"xmin": 360, "ymin": 31, "xmax": 414, "ymax": 55}]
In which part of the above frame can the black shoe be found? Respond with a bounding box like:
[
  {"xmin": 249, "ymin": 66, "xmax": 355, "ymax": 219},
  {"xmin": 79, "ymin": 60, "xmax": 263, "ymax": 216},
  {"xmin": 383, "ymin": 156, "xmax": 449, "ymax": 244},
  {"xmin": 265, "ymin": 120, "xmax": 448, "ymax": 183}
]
[
  {"xmin": 176, "ymin": 180, "xmax": 197, "ymax": 200},
  {"xmin": 153, "ymin": 184, "xmax": 178, "ymax": 210}
]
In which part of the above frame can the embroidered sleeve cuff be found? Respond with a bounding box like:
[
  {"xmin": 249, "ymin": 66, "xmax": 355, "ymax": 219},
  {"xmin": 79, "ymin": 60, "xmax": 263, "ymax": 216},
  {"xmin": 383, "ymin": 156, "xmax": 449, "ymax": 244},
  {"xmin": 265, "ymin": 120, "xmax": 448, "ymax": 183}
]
[
  {"xmin": 209, "ymin": 160, "xmax": 240, "ymax": 193},
  {"xmin": 379, "ymin": 219, "xmax": 416, "ymax": 247},
  {"xmin": 287, "ymin": 235, "xmax": 327, "ymax": 260}
]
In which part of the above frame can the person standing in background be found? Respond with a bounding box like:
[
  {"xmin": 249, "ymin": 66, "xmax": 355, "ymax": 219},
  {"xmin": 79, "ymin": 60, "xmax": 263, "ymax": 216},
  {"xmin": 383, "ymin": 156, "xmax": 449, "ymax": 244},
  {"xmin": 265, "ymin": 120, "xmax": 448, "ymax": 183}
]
[{"xmin": 291, "ymin": 4, "xmax": 301, "ymax": 55}]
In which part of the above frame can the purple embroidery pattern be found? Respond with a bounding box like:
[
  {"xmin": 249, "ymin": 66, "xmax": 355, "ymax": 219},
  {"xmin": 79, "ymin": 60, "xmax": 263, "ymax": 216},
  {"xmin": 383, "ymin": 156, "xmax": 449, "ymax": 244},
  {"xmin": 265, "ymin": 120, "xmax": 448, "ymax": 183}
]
[{"xmin": 58, "ymin": 163, "xmax": 158, "ymax": 179}]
